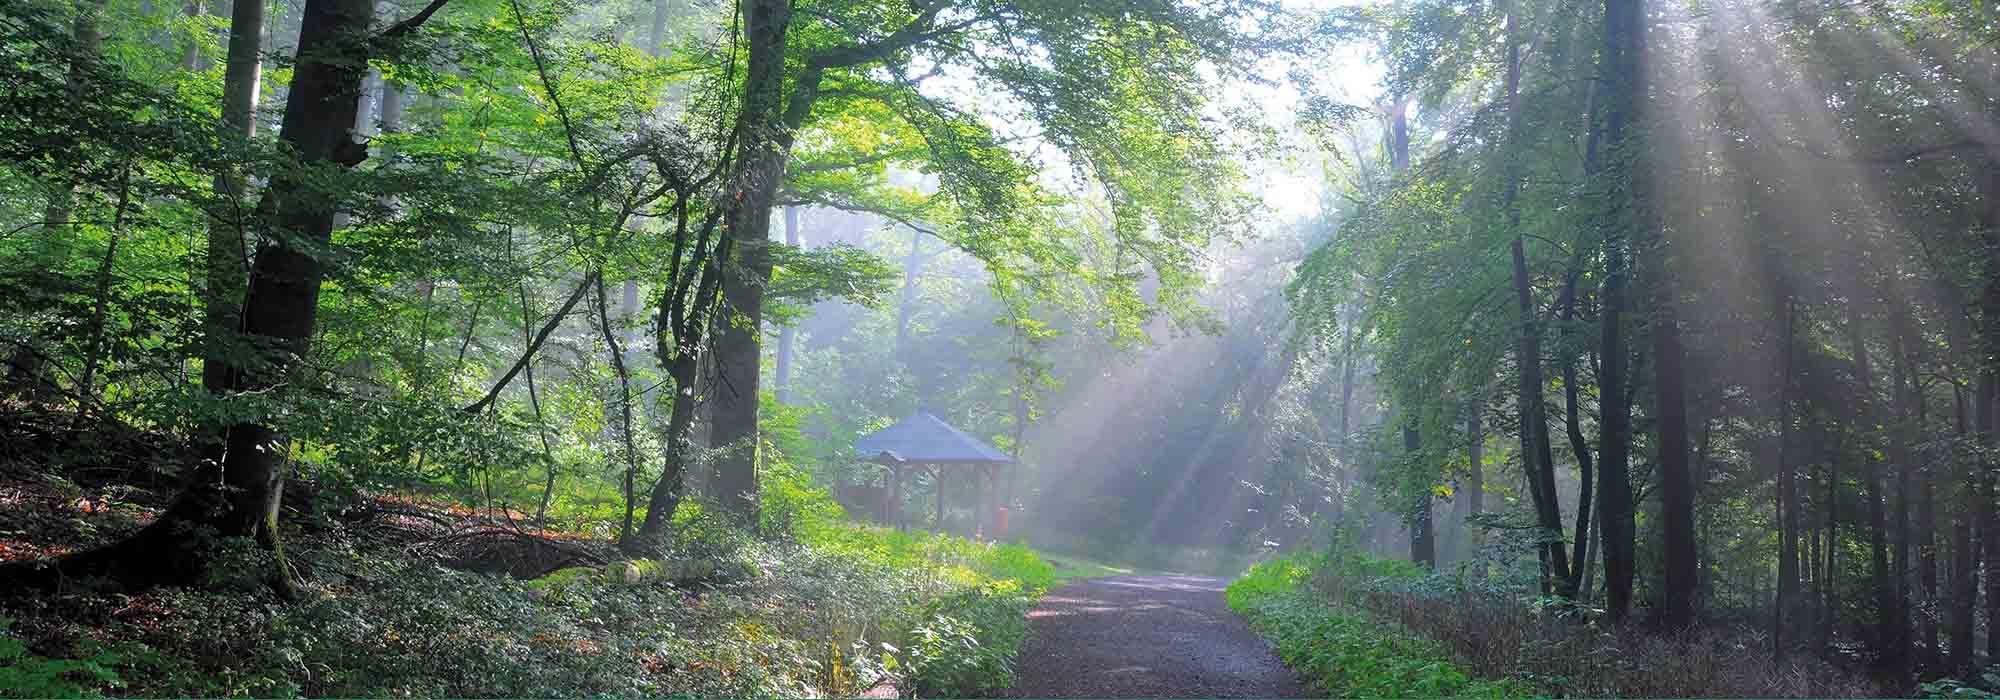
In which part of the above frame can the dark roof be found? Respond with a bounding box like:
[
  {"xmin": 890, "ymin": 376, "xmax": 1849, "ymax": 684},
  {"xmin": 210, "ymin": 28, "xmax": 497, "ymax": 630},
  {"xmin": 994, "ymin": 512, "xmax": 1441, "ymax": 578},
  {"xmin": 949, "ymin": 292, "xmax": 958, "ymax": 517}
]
[{"xmin": 853, "ymin": 410, "xmax": 1013, "ymax": 464}]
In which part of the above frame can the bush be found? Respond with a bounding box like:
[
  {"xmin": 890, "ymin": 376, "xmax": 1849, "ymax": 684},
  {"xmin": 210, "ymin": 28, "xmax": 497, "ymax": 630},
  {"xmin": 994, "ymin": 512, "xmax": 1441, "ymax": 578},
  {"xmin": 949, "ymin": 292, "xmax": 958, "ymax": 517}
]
[{"xmin": 893, "ymin": 582, "xmax": 1034, "ymax": 697}]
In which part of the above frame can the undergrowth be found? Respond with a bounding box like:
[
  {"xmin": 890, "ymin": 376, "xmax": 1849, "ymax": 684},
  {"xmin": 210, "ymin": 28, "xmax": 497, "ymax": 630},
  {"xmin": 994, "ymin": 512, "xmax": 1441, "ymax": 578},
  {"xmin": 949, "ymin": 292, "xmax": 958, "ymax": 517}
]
[
  {"xmin": 1227, "ymin": 557, "xmax": 1530, "ymax": 699},
  {"xmin": 0, "ymin": 452, "xmax": 1052, "ymax": 698},
  {"xmin": 1229, "ymin": 549, "xmax": 1880, "ymax": 698}
]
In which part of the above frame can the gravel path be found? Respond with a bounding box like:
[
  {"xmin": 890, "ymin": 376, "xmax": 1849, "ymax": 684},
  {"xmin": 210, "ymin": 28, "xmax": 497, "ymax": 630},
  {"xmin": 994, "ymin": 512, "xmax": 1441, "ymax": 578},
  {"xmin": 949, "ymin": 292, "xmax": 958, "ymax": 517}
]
[{"xmin": 1001, "ymin": 575, "xmax": 1310, "ymax": 698}]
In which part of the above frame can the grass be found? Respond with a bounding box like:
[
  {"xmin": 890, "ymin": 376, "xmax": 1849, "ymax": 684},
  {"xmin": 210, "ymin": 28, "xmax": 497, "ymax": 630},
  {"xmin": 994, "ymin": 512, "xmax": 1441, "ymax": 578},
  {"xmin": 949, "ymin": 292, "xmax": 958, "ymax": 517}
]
[{"xmin": 1039, "ymin": 551, "xmax": 1149, "ymax": 581}]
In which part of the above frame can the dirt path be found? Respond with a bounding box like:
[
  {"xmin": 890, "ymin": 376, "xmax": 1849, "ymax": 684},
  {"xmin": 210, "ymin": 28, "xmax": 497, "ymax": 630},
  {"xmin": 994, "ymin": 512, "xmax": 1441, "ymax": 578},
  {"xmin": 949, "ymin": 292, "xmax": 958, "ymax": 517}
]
[{"xmin": 1001, "ymin": 575, "xmax": 1310, "ymax": 698}]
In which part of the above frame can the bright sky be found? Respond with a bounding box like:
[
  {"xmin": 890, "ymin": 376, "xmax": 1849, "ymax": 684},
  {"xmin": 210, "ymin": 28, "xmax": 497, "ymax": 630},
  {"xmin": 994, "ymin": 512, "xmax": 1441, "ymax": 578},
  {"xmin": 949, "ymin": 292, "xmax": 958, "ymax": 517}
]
[
  {"xmin": 905, "ymin": 0, "xmax": 1385, "ymax": 228},
  {"xmin": 1248, "ymin": 0, "xmax": 1387, "ymax": 223}
]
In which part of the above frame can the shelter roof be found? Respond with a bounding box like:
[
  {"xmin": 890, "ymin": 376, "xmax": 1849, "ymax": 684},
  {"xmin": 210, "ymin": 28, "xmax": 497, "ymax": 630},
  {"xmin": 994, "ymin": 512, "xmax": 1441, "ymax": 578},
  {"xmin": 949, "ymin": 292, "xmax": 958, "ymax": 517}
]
[{"xmin": 853, "ymin": 410, "xmax": 1013, "ymax": 465}]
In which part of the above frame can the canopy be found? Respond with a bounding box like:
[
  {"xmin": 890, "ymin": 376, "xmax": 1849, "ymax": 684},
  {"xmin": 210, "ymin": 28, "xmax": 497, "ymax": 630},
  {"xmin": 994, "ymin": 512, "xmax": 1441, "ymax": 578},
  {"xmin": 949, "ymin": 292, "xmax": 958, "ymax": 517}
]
[{"xmin": 853, "ymin": 410, "xmax": 1012, "ymax": 465}]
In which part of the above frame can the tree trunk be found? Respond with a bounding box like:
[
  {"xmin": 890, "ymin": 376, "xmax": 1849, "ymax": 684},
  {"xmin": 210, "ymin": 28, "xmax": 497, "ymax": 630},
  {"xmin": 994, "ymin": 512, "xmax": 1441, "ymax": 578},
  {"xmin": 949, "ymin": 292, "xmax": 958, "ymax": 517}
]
[
  {"xmin": 1853, "ymin": 318, "xmax": 1902, "ymax": 666},
  {"xmin": 706, "ymin": 0, "xmax": 800, "ymax": 526},
  {"xmin": 202, "ymin": 0, "xmax": 265, "ymax": 395},
  {"xmin": 42, "ymin": 0, "xmax": 104, "ymax": 236},
  {"xmin": 1916, "ymin": 338, "xmax": 1940, "ymax": 667},
  {"xmin": 518, "ymin": 276, "xmax": 558, "ymax": 527},
  {"xmin": 1950, "ymin": 379, "xmax": 1978, "ymax": 679},
  {"xmin": 1888, "ymin": 306, "xmax": 1918, "ymax": 675},
  {"xmin": 1652, "ymin": 270, "xmax": 1697, "ymax": 629},
  {"xmin": 76, "ymin": 169, "xmax": 131, "ymax": 405},
  {"xmin": 1497, "ymin": 0, "xmax": 1571, "ymax": 596},
  {"xmin": 181, "ymin": 0, "xmax": 205, "ymax": 71},
  {"xmin": 648, "ymin": 0, "xmax": 670, "ymax": 56},
  {"xmin": 1337, "ymin": 301, "xmax": 1358, "ymax": 457},
  {"xmin": 1468, "ymin": 400, "xmax": 1484, "ymax": 517},
  {"xmin": 1777, "ymin": 292, "xmax": 1800, "ymax": 660},
  {"xmin": 1977, "ymin": 159, "xmax": 2000, "ymax": 670},
  {"xmin": 2, "ymin": 0, "xmax": 375, "ymax": 594},
  {"xmin": 597, "ymin": 275, "xmax": 642, "ymax": 547},
  {"xmin": 636, "ymin": 356, "xmax": 700, "ymax": 544},
  {"xmin": 1407, "ymin": 422, "xmax": 1434, "ymax": 568},
  {"xmin": 1561, "ymin": 269, "xmax": 1595, "ymax": 596},
  {"xmin": 636, "ymin": 198, "xmax": 734, "ymax": 543},
  {"xmin": 933, "ymin": 468, "xmax": 946, "ymax": 534},
  {"xmin": 1455, "ymin": 399, "xmax": 1484, "ymax": 562},
  {"xmin": 1824, "ymin": 441, "xmax": 1841, "ymax": 649},
  {"xmin": 1590, "ymin": 0, "xmax": 1644, "ymax": 626}
]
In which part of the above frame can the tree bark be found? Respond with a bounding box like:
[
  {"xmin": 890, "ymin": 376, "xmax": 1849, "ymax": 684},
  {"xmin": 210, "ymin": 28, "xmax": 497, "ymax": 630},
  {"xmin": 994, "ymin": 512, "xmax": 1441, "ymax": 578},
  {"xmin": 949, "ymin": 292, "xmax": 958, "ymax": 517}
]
[
  {"xmin": 1590, "ymin": 0, "xmax": 1644, "ymax": 626},
  {"xmin": 202, "ymin": 0, "xmax": 265, "ymax": 395},
  {"xmin": 1888, "ymin": 308, "xmax": 1916, "ymax": 676},
  {"xmin": 1651, "ymin": 268, "xmax": 1697, "ymax": 629},
  {"xmin": 635, "ymin": 197, "xmax": 733, "ymax": 544},
  {"xmin": 1852, "ymin": 318, "xmax": 1902, "ymax": 666},
  {"xmin": 597, "ymin": 274, "xmax": 642, "ymax": 547},
  {"xmin": 1950, "ymin": 381, "xmax": 1977, "ymax": 676},
  {"xmin": 1468, "ymin": 400, "xmax": 1484, "ymax": 517},
  {"xmin": 2, "ymin": 0, "xmax": 375, "ymax": 594},
  {"xmin": 1824, "ymin": 435, "xmax": 1841, "ymax": 649},
  {"xmin": 706, "ymin": 0, "xmax": 800, "ymax": 525},
  {"xmin": 1977, "ymin": 159, "xmax": 2000, "ymax": 670},
  {"xmin": 1560, "ymin": 269, "xmax": 1595, "ymax": 596},
  {"xmin": 1776, "ymin": 292, "xmax": 1799, "ymax": 660},
  {"xmin": 1496, "ymin": 0, "xmax": 1570, "ymax": 598},
  {"xmin": 1407, "ymin": 422, "xmax": 1434, "ymax": 568}
]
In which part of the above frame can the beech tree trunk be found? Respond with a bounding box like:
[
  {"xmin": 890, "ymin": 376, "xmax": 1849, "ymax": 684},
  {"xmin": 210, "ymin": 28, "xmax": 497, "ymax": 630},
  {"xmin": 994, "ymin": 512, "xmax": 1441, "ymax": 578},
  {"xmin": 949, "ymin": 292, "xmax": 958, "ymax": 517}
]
[
  {"xmin": 3, "ymin": 0, "xmax": 376, "ymax": 593},
  {"xmin": 707, "ymin": 0, "xmax": 805, "ymax": 525},
  {"xmin": 1492, "ymin": 0, "xmax": 1571, "ymax": 595},
  {"xmin": 1591, "ymin": 0, "xmax": 1643, "ymax": 626},
  {"xmin": 202, "ymin": 0, "xmax": 265, "ymax": 395}
]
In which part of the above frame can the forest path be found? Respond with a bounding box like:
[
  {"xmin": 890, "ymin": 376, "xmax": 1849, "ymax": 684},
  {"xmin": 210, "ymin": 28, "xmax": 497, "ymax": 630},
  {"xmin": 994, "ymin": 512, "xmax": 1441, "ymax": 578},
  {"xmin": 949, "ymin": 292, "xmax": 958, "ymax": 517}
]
[{"xmin": 1001, "ymin": 575, "xmax": 1310, "ymax": 698}]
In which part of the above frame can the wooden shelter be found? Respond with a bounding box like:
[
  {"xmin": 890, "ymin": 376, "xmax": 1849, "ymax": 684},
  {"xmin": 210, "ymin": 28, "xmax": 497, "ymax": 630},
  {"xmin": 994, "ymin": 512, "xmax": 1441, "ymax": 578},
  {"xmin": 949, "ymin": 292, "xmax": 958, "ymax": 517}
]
[{"xmin": 854, "ymin": 410, "xmax": 1013, "ymax": 537}]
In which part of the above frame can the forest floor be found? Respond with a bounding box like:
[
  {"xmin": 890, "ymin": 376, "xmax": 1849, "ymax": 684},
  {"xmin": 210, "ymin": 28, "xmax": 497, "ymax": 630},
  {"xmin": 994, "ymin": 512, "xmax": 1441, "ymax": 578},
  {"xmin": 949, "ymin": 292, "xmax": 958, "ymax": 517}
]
[
  {"xmin": 1001, "ymin": 575, "xmax": 1309, "ymax": 698},
  {"xmin": 0, "ymin": 407, "xmax": 1057, "ymax": 697}
]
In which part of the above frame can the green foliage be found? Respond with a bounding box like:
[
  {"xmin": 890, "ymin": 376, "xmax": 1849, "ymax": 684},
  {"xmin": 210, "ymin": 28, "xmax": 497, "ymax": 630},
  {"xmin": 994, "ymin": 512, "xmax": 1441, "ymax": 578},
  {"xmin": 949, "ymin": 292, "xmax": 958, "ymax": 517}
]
[
  {"xmin": 1923, "ymin": 671, "xmax": 2000, "ymax": 699},
  {"xmin": 0, "ymin": 618, "xmax": 121, "ymax": 699},
  {"xmin": 892, "ymin": 582, "xmax": 1032, "ymax": 697},
  {"xmin": 3, "ymin": 517, "xmax": 1054, "ymax": 699},
  {"xmin": 1227, "ymin": 557, "xmax": 1533, "ymax": 699}
]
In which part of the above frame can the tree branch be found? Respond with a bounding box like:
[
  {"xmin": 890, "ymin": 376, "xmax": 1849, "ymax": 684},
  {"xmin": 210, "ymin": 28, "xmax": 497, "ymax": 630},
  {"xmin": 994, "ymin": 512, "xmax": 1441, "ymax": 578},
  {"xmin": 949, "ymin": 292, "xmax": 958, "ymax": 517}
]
[
  {"xmin": 803, "ymin": 3, "xmax": 948, "ymax": 70},
  {"xmin": 381, "ymin": 0, "xmax": 453, "ymax": 38},
  {"xmin": 461, "ymin": 269, "xmax": 600, "ymax": 414}
]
